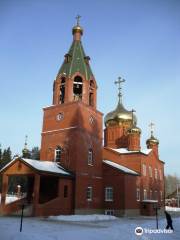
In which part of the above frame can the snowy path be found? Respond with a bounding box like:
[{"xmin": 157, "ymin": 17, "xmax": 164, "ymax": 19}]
[{"xmin": 0, "ymin": 216, "xmax": 179, "ymax": 240}]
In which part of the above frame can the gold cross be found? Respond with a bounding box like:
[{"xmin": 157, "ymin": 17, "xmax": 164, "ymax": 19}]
[
  {"xmin": 76, "ymin": 15, "xmax": 81, "ymax": 26},
  {"xmin": 114, "ymin": 76, "xmax": 125, "ymax": 103}
]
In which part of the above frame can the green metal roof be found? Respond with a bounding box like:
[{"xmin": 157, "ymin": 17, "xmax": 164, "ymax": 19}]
[{"xmin": 57, "ymin": 40, "xmax": 94, "ymax": 80}]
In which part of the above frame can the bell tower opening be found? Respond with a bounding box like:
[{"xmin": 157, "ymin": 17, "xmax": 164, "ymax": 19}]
[
  {"xmin": 59, "ymin": 77, "xmax": 66, "ymax": 104},
  {"xmin": 73, "ymin": 76, "xmax": 83, "ymax": 101}
]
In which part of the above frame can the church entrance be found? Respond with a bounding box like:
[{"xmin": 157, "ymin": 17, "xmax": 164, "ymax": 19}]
[{"xmin": 39, "ymin": 176, "xmax": 59, "ymax": 204}]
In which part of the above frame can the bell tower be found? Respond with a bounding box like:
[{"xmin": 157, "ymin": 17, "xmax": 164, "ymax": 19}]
[
  {"xmin": 40, "ymin": 17, "xmax": 103, "ymax": 214},
  {"xmin": 52, "ymin": 15, "xmax": 97, "ymax": 108}
]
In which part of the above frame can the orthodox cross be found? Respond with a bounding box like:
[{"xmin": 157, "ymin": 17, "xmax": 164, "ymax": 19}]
[
  {"xmin": 149, "ymin": 122, "xmax": 155, "ymax": 136},
  {"xmin": 24, "ymin": 135, "xmax": 28, "ymax": 149},
  {"xmin": 114, "ymin": 76, "xmax": 125, "ymax": 104},
  {"xmin": 76, "ymin": 15, "xmax": 81, "ymax": 26}
]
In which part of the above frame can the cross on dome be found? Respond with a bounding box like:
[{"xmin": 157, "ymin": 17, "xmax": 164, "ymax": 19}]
[
  {"xmin": 114, "ymin": 76, "xmax": 125, "ymax": 104},
  {"xmin": 24, "ymin": 135, "xmax": 28, "ymax": 149},
  {"xmin": 149, "ymin": 122, "xmax": 155, "ymax": 136}
]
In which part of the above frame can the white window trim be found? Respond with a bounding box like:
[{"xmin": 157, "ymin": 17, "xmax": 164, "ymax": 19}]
[
  {"xmin": 105, "ymin": 187, "xmax": 113, "ymax": 202},
  {"xmin": 143, "ymin": 189, "xmax": 147, "ymax": 200},
  {"xmin": 87, "ymin": 186, "xmax": 92, "ymax": 201},
  {"xmin": 88, "ymin": 149, "xmax": 93, "ymax": 166},
  {"xmin": 136, "ymin": 188, "xmax": 140, "ymax": 201},
  {"xmin": 54, "ymin": 147, "xmax": 62, "ymax": 162},
  {"xmin": 105, "ymin": 209, "xmax": 114, "ymax": 215}
]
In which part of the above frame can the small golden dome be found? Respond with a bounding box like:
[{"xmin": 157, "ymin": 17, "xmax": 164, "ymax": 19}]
[
  {"xmin": 104, "ymin": 102, "xmax": 137, "ymax": 127},
  {"xmin": 72, "ymin": 25, "xmax": 83, "ymax": 35},
  {"xmin": 127, "ymin": 125, "xmax": 141, "ymax": 134},
  {"xmin": 146, "ymin": 135, "xmax": 159, "ymax": 145}
]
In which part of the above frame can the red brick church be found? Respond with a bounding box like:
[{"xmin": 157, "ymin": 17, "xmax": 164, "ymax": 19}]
[{"xmin": 0, "ymin": 18, "xmax": 165, "ymax": 217}]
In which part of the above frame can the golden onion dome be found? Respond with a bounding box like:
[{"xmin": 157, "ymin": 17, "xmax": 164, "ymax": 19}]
[
  {"xmin": 104, "ymin": 102, "xmax": 137, "ymax": 127},
  {"xmin": 146, "ymin": 135, "xmax": 159, "ymax": 145},
  {"xmin": 127, "ymin": 125, "xmax": 141, "ymax": 134},
  {"xmin": 72, "ymin": 25, "xmax": 83, "ymax": 35}
]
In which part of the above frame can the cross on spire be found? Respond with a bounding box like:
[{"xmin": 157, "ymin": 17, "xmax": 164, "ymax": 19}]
[
  {"xmin": 149, "ymin": 122, "xmax": 155, "ymax": 137},
  {"xmin": 76, "ymin": 15, "xmax": 81, "ymax": 26},
  {"xmin": 24, "ymin": 135, "xmax": 28, "ymax": 149},
  {"xmin": 114, "ymin": 76, "xmax": 125, "ymax": 104}
]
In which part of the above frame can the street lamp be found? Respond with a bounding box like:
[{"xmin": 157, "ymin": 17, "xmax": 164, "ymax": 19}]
[{"xmin": 153, "ymin": 202, "xmax": 160, "ymax": 229}]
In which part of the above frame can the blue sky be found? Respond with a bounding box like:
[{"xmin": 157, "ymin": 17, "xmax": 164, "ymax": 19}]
[{"xmin": 0, "ymin": 0, "xmax": 180, "ymax": 176}]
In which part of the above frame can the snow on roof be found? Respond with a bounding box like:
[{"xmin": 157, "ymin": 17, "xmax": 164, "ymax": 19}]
[
  {"xmin": 0, "ymin": 157, "xmax": 71, "ymax": 176},
  {"xmin": 142, "ymin": 200, "xmax": 158, "ymax": 203},
  {"xmin": 103, "ymin": 160, "xmax": 139, "ymax": 175},
  {"xmin": 22, "ymin": 158, "xmax": 71, "ymax": 175},
  {"xmin": 110, "ymin": 148, "xmax": 152, "ymax": 155}
]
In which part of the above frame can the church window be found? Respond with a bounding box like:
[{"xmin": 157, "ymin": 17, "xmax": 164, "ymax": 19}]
[
  {"xmin": 59, "ymin": 77, "xmax": 66, "ymax": 104},
  {"xmin": 143, "ymin": 189, "xmax": 147, "ymax": 200},
  {"xmin": 154, "ymin": 190, "xmax": 158, "ymax": 200},
  {"xmin": 160, "ymin": 191, "xmax": 163, "ymax": 201},
  {"xmin": 64, "ymin": 185, "xmax": 68, "ymax": 198},
  {"xmin": 105, "ymin": 187, "xmax": 113, "ymax": 201},
  {"xmin": 105, "ymin": 210, "xmax": 114, "ymax": 215},
  {"xmin": 88, "ymin": 149, "xmax": 93, "ymax": 165},
  {"xmin": 64, "ymin": 53, "xmax": 71, "ymax": 63},
  {"xmin": 150, "ymin": 190, "xmax": 152, "ymax": 199},
  {"xmin": 136, "ymin": 188, "xmax": 140, "ymax": 201},
  {"xmin": 73, "ymin": 76, "xmax": 83, "ymax": 101},
  {"xmin": 155, "ymin": 168, "xmax": 158, "ymax": 179},
  {"xmin": 149, "ymin": 166, "xmax": 152, "ymax": 177},
  {"xmin": 55, "ymin": 146, "xmax": 62, "ymax": 162},
  {"xmin": 142, "ymin": 164, "xmax": 146, "ymax": 176},
  {"xmin": 86, "ymin": 186, "xmax": 92, "ymax": 201}
]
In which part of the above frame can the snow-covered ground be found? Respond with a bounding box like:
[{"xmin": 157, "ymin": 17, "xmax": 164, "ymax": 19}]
[{"xmin": 0, "ymin": 215, "xmax": 179, "ymax": 240}]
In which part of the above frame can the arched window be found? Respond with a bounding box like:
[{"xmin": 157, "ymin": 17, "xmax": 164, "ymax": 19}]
[
  {"xmin": 55, "ymin": 146, "xmax": 62, "ymax": 163},
  {"xmin": 143, "ymin": 189, "xmax": 147, "ymax": 200},
  {"xmin": 88, "ymin": 148, "xmax": 93, "ymax": 165},
  {"xmin": 59, "ymin": 77, "xmax": 66, "ymax": 104},
  {"xmin": 73, "ymin": 76, "xmax": 83, "ymax": 101}
]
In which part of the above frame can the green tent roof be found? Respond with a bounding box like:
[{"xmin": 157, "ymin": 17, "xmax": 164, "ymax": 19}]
[{"xmin": 57, "ymin": 40, "xmax": 94, "ymax": 80}]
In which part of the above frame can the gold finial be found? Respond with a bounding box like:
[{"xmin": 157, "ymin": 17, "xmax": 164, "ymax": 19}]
[
  {"xmin": 76, "ymin": 15, "xmax": 81, "ymax": 26},
  {"xmin": 149, "ymin": 122, "xmax": 155, "ymax": 137},
  {"xmin": 114, "ymin": 76, "xmax": 125, "ymax": 104}
]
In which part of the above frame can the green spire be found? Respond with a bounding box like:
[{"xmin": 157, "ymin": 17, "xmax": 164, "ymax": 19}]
[{"xmin": 57, "ymin": 21, "xmax": 94, "ymax": 80}]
